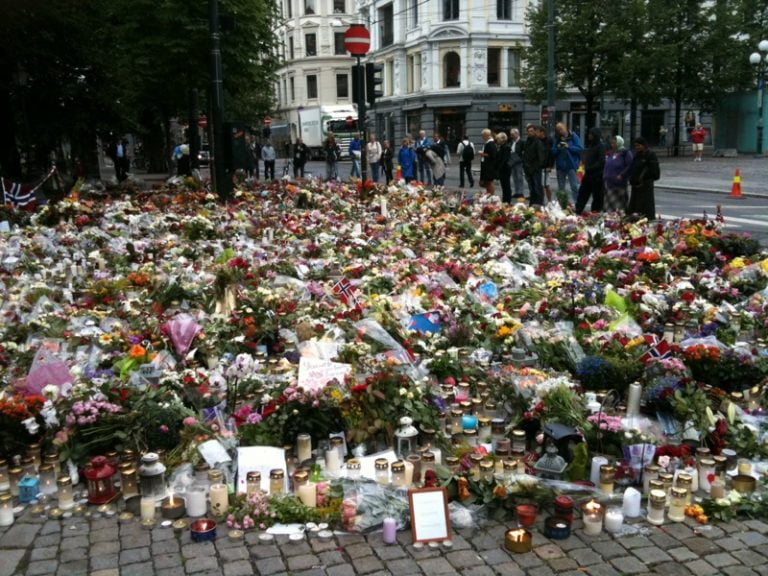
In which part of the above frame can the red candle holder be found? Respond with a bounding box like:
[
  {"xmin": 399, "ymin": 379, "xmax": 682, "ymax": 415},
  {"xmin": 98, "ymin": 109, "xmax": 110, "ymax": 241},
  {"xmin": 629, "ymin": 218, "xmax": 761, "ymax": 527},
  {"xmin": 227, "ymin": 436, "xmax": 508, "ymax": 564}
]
[
  {"xmin": 516, "ymin": 504, "xmax": 537, "ymax": 528},
  {"xmin": 84, "ymin": 456, "xmax": 117, "ymax": 505}
]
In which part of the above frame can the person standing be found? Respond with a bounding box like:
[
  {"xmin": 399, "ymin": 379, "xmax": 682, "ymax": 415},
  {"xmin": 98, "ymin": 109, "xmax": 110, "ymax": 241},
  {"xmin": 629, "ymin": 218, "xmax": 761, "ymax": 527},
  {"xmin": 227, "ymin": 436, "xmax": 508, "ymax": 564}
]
[
  {"xmin": 293, "ymin": 138, "xmax": 309, "ymax": 178},
  {"xmin": 479, "ymin": 129, "xmax": 498, "ymax": 196},
  {"xmin": 508, "ymin": 129, "xmax": 525, "ymax": 199},
  {"xmin": 324, "ymin": 133, "xmax": 341, "ymax": 181},
  {"xmin": 522, "ymin": 125, "xmax": 546, "ymax": 205},
  {"xmin": 398, "ymin": 137, "xmax": 417, "ymax": 183},
  {"xmin": 495, "ymin": 132, "xmax": 513, "ymax": 203},
  {"xmin": 551, "ymin": 122, "xmax": 583, "ymax": 202},
  {"xmin": 690, "ymin": 124, "xmax": 706, "ymax": 162},
  {"xmin": 659, "ymin": 125, "xmax": 668, "ymax": 146},
  {"xmin": 603, "ymin": 135, "xmax": 633, "ymax": 213},
  {"xmin": 349, "ymin": 133, "xmax": 362, "ymax": 178},
  {"xmin": 456, "ymin": 135, "xmax": 475, "ymax": 189},
  {"xmin": 381, "ymin": 139, "xmax": 394, "ymax": 183},
  {"xmin": 627, "ymin": 137, "xmax": 660, "ymax": 221},
  {"xmin": 575, "ymin": 128, "xmax": 606, "ymax": 214},
  {"xmin": 415, "ymin": 130, "xmax": 434, "ymax": 184},
  {"xmin": 261, "ymin": 140, "xmax": 276, "ymax": 180},
  {"xmin": 366, "ymin": 133, "xmax": 383, "ymax": 182}
]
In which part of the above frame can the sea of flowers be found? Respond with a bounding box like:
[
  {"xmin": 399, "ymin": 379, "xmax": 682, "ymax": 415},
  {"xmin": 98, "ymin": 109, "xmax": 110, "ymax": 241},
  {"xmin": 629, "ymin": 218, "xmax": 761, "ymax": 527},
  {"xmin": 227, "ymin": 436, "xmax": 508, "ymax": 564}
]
[{"xmin": 1, "ymin": 177, "xmax": 767, "ymax": 523}]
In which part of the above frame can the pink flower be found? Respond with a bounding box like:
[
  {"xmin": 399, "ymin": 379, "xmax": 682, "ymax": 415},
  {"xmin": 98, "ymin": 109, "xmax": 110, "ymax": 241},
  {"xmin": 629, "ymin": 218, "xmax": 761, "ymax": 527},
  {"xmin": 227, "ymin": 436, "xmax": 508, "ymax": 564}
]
[
  {"xmin": 159, "ymin": 425, "xmax": 169, "ymax": 433},
  {"xmin": 183, "ymin": 416, "xmax": 198, "ymax": 427}
]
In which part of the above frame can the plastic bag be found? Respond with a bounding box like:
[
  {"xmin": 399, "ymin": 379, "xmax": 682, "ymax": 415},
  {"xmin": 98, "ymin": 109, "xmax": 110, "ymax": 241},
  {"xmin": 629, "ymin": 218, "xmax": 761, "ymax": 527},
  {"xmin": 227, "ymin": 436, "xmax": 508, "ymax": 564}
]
[{"xmin": 338, "ymin": 478, "xmax": 410, "ymax": 533}]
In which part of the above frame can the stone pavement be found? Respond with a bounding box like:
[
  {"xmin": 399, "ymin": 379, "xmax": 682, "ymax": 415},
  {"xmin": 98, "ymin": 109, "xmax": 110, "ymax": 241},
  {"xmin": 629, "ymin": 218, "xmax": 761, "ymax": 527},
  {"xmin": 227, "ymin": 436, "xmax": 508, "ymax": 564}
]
[{"xmin": 1, "ymin": 507, "xmax": 768, "ymax": 576}]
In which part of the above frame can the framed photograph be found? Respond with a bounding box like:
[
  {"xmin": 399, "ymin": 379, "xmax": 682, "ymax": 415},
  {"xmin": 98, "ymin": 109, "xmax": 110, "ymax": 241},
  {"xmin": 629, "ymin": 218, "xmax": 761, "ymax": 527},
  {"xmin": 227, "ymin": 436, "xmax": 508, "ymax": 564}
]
[{"xmin": 408, "ymin": 487, "xmax": 451, "ymax": 543}]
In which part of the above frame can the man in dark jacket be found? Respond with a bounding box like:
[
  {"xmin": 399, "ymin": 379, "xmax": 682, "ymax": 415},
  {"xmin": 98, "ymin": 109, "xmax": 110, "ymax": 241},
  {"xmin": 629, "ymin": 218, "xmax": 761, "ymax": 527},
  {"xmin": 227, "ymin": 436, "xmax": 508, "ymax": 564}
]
[
  {"xmin": 551, "ymin": 122, "xmax": 583, "ymax": 202},
  {"xmin": 627, "ymin": 137, "xmax": 660, "ymax": 221},
  {"xmin": 522, "ymin": 125, "xmax": 547, "ymax": 206},
  {"xmin": 293, "ymin": 138, "xmax": 309, "ymax": 178},
  {"xmin": 575, "ymin": 127, "xmax": 606, "ymax": 214}
]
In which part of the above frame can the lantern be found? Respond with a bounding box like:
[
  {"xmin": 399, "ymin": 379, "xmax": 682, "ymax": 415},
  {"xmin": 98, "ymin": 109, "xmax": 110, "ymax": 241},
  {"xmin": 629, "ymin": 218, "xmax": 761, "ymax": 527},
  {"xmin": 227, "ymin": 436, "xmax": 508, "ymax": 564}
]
[
  {"xmin": 534, "ymin": 444, "xmax": 567, "ymax": 480},
  {"xmin": 394, "ymin": 416, "xmax": 418, "ymax": 458},
  {"xmin": 18, "ymin": 475, "xmax": 40, "ymax": 504},
  {"xmin": 84, "ymin": 456, "xmax": 117, "ymax": 505},
  {"xmin": 138, "ymin": 452, "xmax": 166, "ymax": 502}
]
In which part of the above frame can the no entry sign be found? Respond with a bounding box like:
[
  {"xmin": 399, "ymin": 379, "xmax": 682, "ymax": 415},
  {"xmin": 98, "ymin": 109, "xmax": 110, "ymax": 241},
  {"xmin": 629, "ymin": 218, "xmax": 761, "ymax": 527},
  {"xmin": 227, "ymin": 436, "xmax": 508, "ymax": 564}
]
[{"xmin": 344, "ymin": 24, "xmax": 370, "ymax": 57}]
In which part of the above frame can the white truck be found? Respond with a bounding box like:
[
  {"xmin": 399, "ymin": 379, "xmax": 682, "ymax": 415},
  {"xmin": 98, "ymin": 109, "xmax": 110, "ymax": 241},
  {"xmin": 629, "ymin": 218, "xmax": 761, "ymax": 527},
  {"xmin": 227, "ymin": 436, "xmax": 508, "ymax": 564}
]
[{"xmin": 298, "ymin": 105, "xmax": 359, "ymax": 160}]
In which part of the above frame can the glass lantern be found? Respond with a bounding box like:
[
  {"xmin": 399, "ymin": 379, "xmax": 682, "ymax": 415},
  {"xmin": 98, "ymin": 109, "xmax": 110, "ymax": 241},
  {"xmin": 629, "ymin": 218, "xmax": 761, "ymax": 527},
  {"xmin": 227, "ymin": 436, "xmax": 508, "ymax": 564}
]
[
  {"xmin": 138, "ymin": 452, "xmax": 167, "ymax": 502},
  {"xmin": 84, "ymin": 456, "xmax": 117, "ymax": 505},
  {"xmin": 121, "ymin": 467, "xmax": 139, "ymax": 498},
  {"xmin": 394, "ymin": 416, "xmax": 418, "ymax": 458},
  {"xmin": 18, "ymin": 475, "xmax": 40, "ymax": 504},
  {"xmin": 535, "ymin": 444, "xmax": 567, "ymax": 480}
]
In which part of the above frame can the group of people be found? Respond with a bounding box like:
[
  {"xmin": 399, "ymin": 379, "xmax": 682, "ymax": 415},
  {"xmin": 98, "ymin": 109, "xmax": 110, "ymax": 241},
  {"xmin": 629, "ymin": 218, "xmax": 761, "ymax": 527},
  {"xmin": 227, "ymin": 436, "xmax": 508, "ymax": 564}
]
[
  {"xmin": 322, "ymin": 132, "xmax": 396, "ymax": 184},
  {"xmin": 457, "ymin": 122, "xmax": 660, "ymax": 221}
]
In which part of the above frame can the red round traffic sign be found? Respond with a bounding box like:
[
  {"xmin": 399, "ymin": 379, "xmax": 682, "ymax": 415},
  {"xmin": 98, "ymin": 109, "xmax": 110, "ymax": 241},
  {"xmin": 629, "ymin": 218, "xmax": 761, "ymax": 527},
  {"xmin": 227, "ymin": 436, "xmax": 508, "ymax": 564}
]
[
  {"xmin": 263, "ymin": 116, "xmax": 272, "ymax": 126},
  {"xmin": 345, "ymin": 116, "xmax": 354, "ymax": 127},
  {"xmin": 197, "ymin": 116, "xmax": 208, "ymax": 128},
  {"xmin": 344, "ymin": 24, "xmax": 370, "ymax": 56}
]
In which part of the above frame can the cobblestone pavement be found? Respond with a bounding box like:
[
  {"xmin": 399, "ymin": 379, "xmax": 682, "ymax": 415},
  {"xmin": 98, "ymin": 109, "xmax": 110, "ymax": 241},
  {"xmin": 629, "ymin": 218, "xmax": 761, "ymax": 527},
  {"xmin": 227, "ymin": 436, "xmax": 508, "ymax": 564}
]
[{"xmin": 1, "ymin": 509, "xmax": 768, "ymax": 576}]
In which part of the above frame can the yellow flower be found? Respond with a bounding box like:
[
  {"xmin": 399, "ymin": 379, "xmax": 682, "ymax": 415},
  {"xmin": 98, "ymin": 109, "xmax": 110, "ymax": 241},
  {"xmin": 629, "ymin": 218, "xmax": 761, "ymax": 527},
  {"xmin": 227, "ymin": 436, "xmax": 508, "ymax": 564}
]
[{"xmin": 731, "ymin": 257, "xmax": 746, "ymax": 269}]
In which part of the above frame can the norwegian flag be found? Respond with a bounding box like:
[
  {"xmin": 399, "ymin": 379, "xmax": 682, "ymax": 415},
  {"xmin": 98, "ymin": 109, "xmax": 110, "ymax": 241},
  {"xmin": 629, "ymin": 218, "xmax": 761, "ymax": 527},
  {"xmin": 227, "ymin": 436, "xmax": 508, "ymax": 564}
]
[
  {"xmin": 640, "ymin": 339, "xmax": 672, "ymax": 364},
  {"xmin": 332, "ymin": 277, "xmax": 358, "ymax": 306},
  {"xmin": 1, "ymin": 166, "xmax": 56, "ymax": 208},
  {"xmin": 643, "ymin": 333, "xmax": 659, "ymax": 346}
]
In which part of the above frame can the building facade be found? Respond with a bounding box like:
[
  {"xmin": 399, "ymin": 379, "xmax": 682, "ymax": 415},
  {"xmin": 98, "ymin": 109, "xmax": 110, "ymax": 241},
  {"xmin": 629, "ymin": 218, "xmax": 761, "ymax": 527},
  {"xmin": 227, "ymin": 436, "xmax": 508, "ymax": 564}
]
[{"xmin": 274, "ymin": 0, "xmax": 698, "ymax": 153}]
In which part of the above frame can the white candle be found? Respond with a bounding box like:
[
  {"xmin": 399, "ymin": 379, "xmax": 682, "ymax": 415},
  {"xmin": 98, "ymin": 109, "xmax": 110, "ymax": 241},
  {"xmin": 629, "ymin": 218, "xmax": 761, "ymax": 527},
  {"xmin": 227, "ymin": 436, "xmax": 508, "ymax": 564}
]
[
  {"xmin": 186, "ymin": 486, "xmax": 208, "ymax": 517},
  {"xmin": 325, "ymin": 449, "xmax": 340, "ymax": 475},
  {"xmin": 0, "ymin": 495, "xmax": 13, "ymax": 527},
  {"xmin": 140, "ymin": 496, "xmax": 156, "ymax": 521},
  {"xmin": 622, "ymin": 487, "xmax": 642, "ymax": 518},
  {"xmin": 296, "ymin": 434, "xmax": 312, "ymax": 464},
  {"xmin": 583, "ymin": 513, "xmax": 603, "ymax": 535},
  {"xmin": 626, "ymin": 382, "xmax": 642, "ymax": 418},
  {"xmin": 209, "ymin": 483, "xmax": 229, "ymax": 517},
  {"xmin": 403, "ymin": 461, "xmax": 414, "ymax": 486},
  {"xmin": 380, "ymin": 197, "xmax": 388, "ymax": 217},
  {"xmin": 297, "ymin": 483, "xmax": 317, "ymax": 508},
  {"xmin": 590, "ymin": 456, "xmax": 608, "ymax": 486},
  {"xmin": 604, "ymin": 508, "xmax": 624, "ymax": 533}
]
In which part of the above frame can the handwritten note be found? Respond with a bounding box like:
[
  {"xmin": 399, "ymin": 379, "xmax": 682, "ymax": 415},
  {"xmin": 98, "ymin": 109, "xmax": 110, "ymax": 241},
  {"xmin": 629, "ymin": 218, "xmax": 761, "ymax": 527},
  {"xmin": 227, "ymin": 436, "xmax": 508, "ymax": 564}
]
[
  {"xmin": 409, "ymin": 487, "xmax": 451, "ymax": 543},
  {"xmin": 297, "ymin": 357, "xmax": 352, "ymax": 391}
]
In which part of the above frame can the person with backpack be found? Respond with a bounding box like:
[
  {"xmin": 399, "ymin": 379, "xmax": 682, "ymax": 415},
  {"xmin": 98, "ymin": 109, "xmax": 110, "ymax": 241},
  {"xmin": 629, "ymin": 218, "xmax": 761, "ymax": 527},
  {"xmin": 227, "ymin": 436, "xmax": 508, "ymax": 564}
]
[{"xmin": 456, "ymin": 135, "xmax": 475, "ymax": 189}]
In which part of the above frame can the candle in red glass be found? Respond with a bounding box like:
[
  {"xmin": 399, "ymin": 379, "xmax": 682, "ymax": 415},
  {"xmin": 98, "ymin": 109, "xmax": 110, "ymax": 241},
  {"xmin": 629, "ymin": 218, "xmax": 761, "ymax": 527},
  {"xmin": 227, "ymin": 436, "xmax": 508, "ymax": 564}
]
[
  {"xmin": 84, "ymin": 456, "xmax": 117, "ymax": 505},
  {"xmin": 516, "ymin": 504, "xmax": 537, "ymax": 528}
]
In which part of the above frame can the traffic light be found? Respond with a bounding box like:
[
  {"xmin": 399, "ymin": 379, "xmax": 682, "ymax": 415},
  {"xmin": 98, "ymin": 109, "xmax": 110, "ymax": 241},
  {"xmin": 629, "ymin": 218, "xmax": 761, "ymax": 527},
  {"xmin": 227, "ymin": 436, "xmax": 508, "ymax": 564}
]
[
  {"xmin": 365, "ymin": 62, "xmax": 384, "ymax": 106},
  {"xmin": 351, "ymin": 64, "xmax": 364, "ymax": 104}
]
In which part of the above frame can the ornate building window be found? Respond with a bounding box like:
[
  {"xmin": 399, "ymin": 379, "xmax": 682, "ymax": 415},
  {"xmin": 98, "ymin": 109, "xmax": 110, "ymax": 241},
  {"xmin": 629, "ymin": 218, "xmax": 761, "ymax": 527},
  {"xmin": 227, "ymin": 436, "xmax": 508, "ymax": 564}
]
[{"xmin": 444, "ymin": 52, "xmax": 460, "ymax": 87}]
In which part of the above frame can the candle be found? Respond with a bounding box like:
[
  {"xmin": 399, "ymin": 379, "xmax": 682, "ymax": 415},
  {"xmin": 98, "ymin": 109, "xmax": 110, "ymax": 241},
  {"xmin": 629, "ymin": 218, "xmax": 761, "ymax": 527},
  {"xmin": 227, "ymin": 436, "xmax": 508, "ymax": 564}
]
[
  {"xmin": 581, "ymin": 501, "xmax": 604, "ymax": 536},
  {"xmin": 297, "ymin": 482, "xmax": 317, "ymax": 508},
  {"xmin": 140, "ymin": 496, "xmax": 156, "ymax": 522},
  {"xmin": 402, "ymin": 461, "xmax": 414, "ymax": 486},
  {"xmin": 737, "ymin": 459, "xmax": 752, "ymax": 476},
  {"xmin": 504, "ymin": 528, "xmax": 533, "ymax": 553},
  {"xmin": 297, "ymin": 434, "xmax": 312, "ymax": 464},
  {"xmin": 626, "ymin": 382, "xmax": 642, "ymax": 418},
  {"xmin": 710, "ymin": 479, "xmax": 726, "ymax": 500},
  {"xmin": 380, "ymin": 197, "xmax": 388, "ymax": 217},
  {"xmin": 668, "ymin": 488, "xmax": 687, "ymax": 522},
  {"xmin": 382, "ymin": 517, "xmax": 397, "ymax": 544},
  {"xmin": 516, "ymin": 504, "xmax": 537, "ymax": 528},
  {"xmin": 698, "ymin": 458, "xmax": 716, "ymax": 494},
  {"xmin": 210, "ymin": 482, "xmax": 229, "ymax": 517},
  {"xmin": 599, "ymin": 465, "xmax": 615, "ymax": 494},
  {"xmin": 269, "ymin": 469, "xmax": 284, "ymax": 495},
  {"xmin": 590, "ymin": 456, "xmax": 608, "ymax": 486},
  {"xmin": 186, "ymin": 486, "xmax": 208, "ymax": 517},
  {"xmin": 622, "ymin": 487, "xmax": 641, "ymax": 518},
  {"xmin": 604, "ymin": 507, "xmax": 624, "ymax": 533},
  {"xmin": 0, "ymin": 494, "xmax": 13, "ymax": 527},
  {"xmin": 161, "ymin": 494, "xmax": 186, "ymax": 519},
  {"xmin": 325, "ymin": 449, "xmax": 341, "ymax": 476},
  {"xmin": 646, "ymin": 490, "xmax": 666, "ymax": 525},
  {"xmin": 57, "ymin": 476, "xmax": 74, "ymax": 511}
]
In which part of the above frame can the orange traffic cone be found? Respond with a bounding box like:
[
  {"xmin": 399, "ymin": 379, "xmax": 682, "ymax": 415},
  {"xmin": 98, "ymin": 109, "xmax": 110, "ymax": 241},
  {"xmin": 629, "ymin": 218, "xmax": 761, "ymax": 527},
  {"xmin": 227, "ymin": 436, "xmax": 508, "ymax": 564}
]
[
  {"xmin": 576, "ymin": 162, "xmax": 585, "ymax": 183},
  {"xmin": 730, "ymin": 169, "xmax": 742, "ymax": 198}
]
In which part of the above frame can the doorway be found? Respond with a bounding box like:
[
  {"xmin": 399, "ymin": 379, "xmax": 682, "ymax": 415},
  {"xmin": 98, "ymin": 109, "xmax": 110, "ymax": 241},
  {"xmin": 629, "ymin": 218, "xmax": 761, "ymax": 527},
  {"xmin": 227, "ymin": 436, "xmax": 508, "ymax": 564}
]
[{"xmin": 435, "ymin": 111, "xmax": 466, "ymax": 152}]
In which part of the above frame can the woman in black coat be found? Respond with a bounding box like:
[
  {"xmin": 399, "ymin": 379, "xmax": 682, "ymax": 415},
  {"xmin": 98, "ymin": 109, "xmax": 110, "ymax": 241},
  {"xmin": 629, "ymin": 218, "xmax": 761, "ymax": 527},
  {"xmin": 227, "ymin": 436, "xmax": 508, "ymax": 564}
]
[
  {"xmin": 627, "ymin": 137, "xmax": 660, "ymax": 220},
  {"xmin": 575, "ymin": 127, "xmax": 606, "ymax": 214},
  {"xmin": 495, "ymin": 132, "xmax": 513, "ymax": 203}
]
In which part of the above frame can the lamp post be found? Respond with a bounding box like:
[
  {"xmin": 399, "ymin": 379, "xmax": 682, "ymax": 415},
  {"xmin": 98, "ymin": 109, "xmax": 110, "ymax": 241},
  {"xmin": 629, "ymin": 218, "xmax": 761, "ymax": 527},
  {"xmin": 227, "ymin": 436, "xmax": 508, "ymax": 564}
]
[{"xmin": 749, "ymin": 39, "xmax": 768, "ymax": 156}]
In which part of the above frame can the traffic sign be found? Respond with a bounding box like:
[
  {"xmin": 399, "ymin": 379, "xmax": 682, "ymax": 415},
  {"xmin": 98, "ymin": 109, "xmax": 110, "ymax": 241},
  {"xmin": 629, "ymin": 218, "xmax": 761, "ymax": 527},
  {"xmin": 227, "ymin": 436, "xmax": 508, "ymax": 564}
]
[
  {"xmin": 263, "ymin": 116, "xmax": 272, "ymax": 126},
  {"xmin": 344, "ymin": 24, "xmax": 370, "ymax": 57},
  {"xmin": 198, "ymin": 116, "xmax": 208, "ymax": 128}
]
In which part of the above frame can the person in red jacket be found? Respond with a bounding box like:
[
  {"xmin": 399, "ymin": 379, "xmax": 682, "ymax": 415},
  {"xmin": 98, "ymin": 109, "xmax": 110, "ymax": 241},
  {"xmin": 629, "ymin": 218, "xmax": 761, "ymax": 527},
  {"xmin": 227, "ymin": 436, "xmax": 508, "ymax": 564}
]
[{"xmin": 690, "ymin": 124, "xmax": 706, "ymax": 162}]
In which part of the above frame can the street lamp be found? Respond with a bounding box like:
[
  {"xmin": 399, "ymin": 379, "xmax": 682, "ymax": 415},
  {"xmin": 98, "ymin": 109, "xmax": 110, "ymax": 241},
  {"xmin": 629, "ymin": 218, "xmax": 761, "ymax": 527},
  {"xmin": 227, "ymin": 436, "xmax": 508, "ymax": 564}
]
[{"xmin": 748, "ymin": 39, "xmax": 768, "ymax": 156}]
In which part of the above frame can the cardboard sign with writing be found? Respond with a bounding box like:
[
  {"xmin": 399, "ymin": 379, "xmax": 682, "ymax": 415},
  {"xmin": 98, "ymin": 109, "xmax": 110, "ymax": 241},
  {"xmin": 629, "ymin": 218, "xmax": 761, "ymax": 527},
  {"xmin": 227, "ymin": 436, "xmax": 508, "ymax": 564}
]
[{"xmin": 297, "ymin": 357, "xmax": 352, "ymax": 391}]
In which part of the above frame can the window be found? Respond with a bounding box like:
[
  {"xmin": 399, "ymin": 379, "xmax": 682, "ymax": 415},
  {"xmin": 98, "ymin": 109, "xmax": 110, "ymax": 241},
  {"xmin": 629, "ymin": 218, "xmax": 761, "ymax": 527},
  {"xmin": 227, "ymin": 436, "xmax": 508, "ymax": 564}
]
[
  {"xmin": 305, "ymin": 0, "xmax": 315, "ymax": 14},
  {"xmin": 487, "ymin": 48, "xmax": 500, "ymax": 86},
  {"xmin": 443, "ymin": 0, "xmax": 459, "ymax": 21},
  {"xmin": 385, "ymin": 60, "xmax": 394, "ymax": 96},
  {"xmin": 336, "ymin": 74, "xmax": 349, "ymax": 98},
  {"xmin": 285, "ymin": 0, "xmax": 292, "ymax": 18},
  {"xmin": 379, "ymin": 4, "xmax": 394, "ymax": 47},
  {"xmin": 497, "ymin": 0, "xmax": 512, "ymax": 20},
  {"xmin": 305, "ymin": 33, "xmax": 317, "ymax": 56},
  {"xmin": 334, "ymin": 32, "xmax": 346, "ymax": 55},
  {"xmin": 407, "ymin": 55, "xmax": 415, "ymax": 93},
  {"xmin": 290, "ymin": 77, "xmax": 295, "ymax": 101},
  {"xmin": 333, "ymin": 0, "xmax": 345, "ymax": 13},
  {"xmin": 307, "ymin": 74, "xmax": 318, "ymax": 99},
  {"xmin": 444, "ymin": 52, "xmax": 460, "ymax": 87},
  {"xmin": 289, "ymin": 37, "xmax": 295, "ymax": 60},
  {"xmin": 409, "ymin": 0, "xmax": 419, "ymax": 27},
  {"xmin": 507, "ymin": 49, "xmax": 521, "ymax": 86}
]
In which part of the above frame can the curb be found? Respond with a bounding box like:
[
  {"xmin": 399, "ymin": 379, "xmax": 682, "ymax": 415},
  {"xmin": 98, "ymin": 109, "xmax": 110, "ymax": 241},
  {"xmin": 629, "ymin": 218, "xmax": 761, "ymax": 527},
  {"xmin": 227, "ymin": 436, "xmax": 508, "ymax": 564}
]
[{"xmin": 658, "ymin": 184, "xmax": 768, "ymax": 199}]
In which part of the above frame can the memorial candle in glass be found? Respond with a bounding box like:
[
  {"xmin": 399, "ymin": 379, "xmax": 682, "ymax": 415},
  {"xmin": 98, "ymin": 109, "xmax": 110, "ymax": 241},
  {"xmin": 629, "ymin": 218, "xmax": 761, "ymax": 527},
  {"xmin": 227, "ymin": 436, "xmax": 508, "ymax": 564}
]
[
  {"xmin": 0, "ymin": 494, "xmax": 14, "ymax": 527},
  {"xmin": 646, "ymin": 489, "xmax": 666, "ymax": 525},
  {"xmin": 604, "ymin": 507, "xmax": 624, "ymax": 533},
  {"xmin": 581, "ymin": 501, "xmax": 604, "ymax": 536},
  {"xmin": 57, "ymin": 476, "xmax": 74, "ymax": 510}
]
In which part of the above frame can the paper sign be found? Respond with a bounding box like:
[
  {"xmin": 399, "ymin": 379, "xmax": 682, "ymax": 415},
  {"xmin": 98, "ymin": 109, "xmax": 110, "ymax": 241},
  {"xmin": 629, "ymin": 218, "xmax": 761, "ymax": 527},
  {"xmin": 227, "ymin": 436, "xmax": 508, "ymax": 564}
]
[
  {"xmin": 236, "ymin": 446, "xmax": 286, "ymax": 494},
  {"xmin": 297, "ymin": 357, "xmax": 352, "ymax": 391},
  {"xmin": 198, "ymin": 439, "xmax": 232, "ymax": 468},
  {"xmin": 408, "ymin": 487, "xmax": 452, "ymax": 543}
]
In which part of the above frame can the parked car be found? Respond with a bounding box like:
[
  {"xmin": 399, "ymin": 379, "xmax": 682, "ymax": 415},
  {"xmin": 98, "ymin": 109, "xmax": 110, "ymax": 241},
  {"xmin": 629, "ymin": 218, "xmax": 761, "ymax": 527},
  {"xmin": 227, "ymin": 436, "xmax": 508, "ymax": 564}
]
[{"xmin": 198, "ymin": 144, "xmax": 210, "ymax": 166}]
